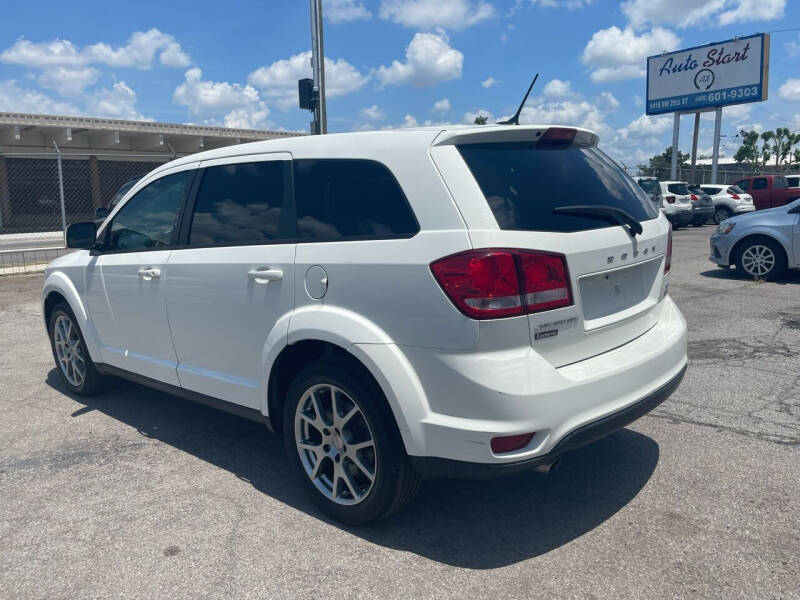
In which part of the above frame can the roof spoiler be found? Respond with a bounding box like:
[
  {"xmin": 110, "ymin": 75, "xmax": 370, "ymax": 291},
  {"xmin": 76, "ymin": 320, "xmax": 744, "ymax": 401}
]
[{"xmin": 432, "ymin": 126, "xmax": 599, "ymax": 148}]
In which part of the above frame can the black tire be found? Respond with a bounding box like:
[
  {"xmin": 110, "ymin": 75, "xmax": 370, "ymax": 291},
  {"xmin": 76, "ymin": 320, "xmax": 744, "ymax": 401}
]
[
  {"xmin": 283, "ymin": 361, "xmax": 421, "ymax": 525},
  {"xmin": 714, "ymin": 206, "xmax": 732, "ymax": 225},
  {"xmin": 734, "ymin": 237, "xmax": 787, "ymax": 282},
  {"xmin": 47, "ymin": 302, "xmax": 106, "ymax": 396}
]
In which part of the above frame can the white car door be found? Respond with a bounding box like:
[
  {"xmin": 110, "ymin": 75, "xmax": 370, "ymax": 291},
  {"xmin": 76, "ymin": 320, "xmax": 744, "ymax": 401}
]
[
  {"xmin": 165, "ymin": 153, "xmax": 295, "ymax": 409},
  {"xmin": 92, "ymin": 165, "xmax": 198, "ymax": 385}
]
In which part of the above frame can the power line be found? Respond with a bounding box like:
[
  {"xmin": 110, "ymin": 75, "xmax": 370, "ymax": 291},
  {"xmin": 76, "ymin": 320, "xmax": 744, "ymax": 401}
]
[{"xmin": 766, "ymin": 27, "xmax": 800, "ymax": 34}]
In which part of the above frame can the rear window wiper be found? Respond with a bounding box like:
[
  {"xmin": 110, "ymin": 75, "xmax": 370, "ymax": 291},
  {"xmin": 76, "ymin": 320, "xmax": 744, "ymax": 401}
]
[{"xmin": 552, "ymin": 205, "xmax": 643, "ymax": 236}]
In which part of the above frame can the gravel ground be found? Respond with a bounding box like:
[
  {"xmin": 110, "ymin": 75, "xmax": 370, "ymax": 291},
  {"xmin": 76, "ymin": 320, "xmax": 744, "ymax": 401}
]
[{"xmin": 1, "ymin": 225, "xmax": 798, "ymax": 600}]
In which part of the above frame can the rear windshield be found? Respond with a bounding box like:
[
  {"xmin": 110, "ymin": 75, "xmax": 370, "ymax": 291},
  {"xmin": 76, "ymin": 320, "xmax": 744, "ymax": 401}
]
[
  {"xmin": 637, "ymin": 179, "xmax": 660, "ymax": 195},
  {"xmin": 457, "ymin": 143, "xmax": 658, "ymax": 233},
  {"xmin": 667, "ymin": 183, "xmax": 690, "ymax": 195},
  {"xmin": 727, "ymin": 185, "xmax": 745, "ymax": 194}
]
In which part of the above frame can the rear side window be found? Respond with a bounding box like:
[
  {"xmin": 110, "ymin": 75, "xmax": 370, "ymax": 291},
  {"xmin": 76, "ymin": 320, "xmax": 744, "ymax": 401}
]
[
  {"xmin": 787, "ymin": 176, "xmax": 799, "ymax": 187},
  {"xmin": 189, "ymin": 160, "xmax": 291, "ymax": 246},
  {"xmin": 774, "ymin": 176, "xmax": 787, "ymax": 190},
  {"xmin": 293, "ymin": 159, "xmax": 418, "ymax": 241},
  {"xmin": 727, "ymin": 185, "xmax": 745, "ymax": 194},
  {"xmin": 637, "ymin": 179, "xmax": 660, "ymax": 196},
  {"xmin": 667, "ymin": 183, "xmax": 690, "ymax": 195},
  {"xmin": 752, "ymin": 178, "xmax": 768, "ymax": 190},
  {"xmin": 457, "ymin": 143, "xmax": 657, "ymax": 233},
  {"xmin": 701, "ymin": 186, "xmax": 721, "ymax": 195}
]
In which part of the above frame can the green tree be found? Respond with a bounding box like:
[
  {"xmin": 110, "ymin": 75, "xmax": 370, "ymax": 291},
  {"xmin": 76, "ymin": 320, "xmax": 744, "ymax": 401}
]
[
  {"xmin": 734, "ymin": 129, "xmax": 763, "ymax": 166},
  {"xmin": 648, "ymin": 146, "xmax": 690, "ymax": 170},
  {"xmin": 473, "ymin": 115, "xmax": 488, "ymax": 125}
]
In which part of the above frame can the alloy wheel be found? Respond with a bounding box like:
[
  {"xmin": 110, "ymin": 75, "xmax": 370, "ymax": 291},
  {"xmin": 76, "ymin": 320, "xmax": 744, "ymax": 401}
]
[
  {"xmin": 740, "ymin": 245, "xmax": 775, "ymax": 278},
  {"xmin": 714, "ymin": 209, "xmax": 729, "ymax": 224},
  {"xmin": 294, "ymin": 383, "xmax": 377, "ymax": 505},
  {"xmin": 53, "ymin": 314, "xmax": 86, "ymax": 387}
]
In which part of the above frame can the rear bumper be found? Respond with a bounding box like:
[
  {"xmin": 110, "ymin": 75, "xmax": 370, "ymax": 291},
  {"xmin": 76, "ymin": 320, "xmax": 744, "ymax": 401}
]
[
  {"xmin": 412, "ymin": 363, "xmax": 686, "ymax": 479},
  {"xmin": 399, "ymin": 296, "xmax": 687, "ymax": 467},
  {"xmin": 733, "ymin": 205, "xmax": 755, "ymax": 214}
]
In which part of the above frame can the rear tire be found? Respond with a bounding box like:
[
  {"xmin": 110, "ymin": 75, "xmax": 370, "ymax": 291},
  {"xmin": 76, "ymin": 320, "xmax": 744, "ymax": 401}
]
[
  {"xmin": 48, "ymin": 302, "xmax": 106, "ymax": 396},
  {"xmin": 735, "ymin": 237, "xmax": 787, "ymax": 281},
  {"xmin": 714, "ymin": 206, "xmax": 732, "ymax": 225},
  {"xmin": 283, "ymin": 361, "xmax": 421, "ymax": 525}
]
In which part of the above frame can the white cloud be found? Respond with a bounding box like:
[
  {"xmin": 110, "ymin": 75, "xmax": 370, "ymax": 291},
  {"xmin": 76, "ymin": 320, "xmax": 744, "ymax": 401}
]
[
  {"xmin": 543, "ymin": 78, "xmax": 574, "ymax": 98},
  {"xmin": 530, "ymin": 0, "xmax": 593, "ymax": 8},
  {"xmin": 719, "ymin": 0, "xmax": 785, "ymax": 26},
  {"xmin": 1, "ymin": 29, "xmax": 190, "ymax": 70},
  {"xmin": 778, "ymin": 79, "xmax": 800, "ymax": 102},
  {"xmin": 326, "ymin": 0, "xmax": 372, "ymax": 23},
  {"xmin": 510, "ymin": 100, "xmax": 612, "ymax": 137},
  {"xmin": 379, "ymin": 0, "xmax": 494, "ymax": 30},
  {"xmin": 361, "ymin": 104, "xmax": 386, "ymax": 120},
  {"xmin": 617, "ymin": 113, "xmax": 672, "ymax": 141},
  {"xmin": 621, "ymin": 0, "xmax": 784, "ymax": 29},
  {"xmin": 37, "ymin": 66, "xmax": 99, "ymax": 97},
  {"xmin": 581, "ymin": 26, "xmax": 680, "ymax": 82},
  {"xmin": 248, "ymin": 51, "xmax": 368, "ymax": 109},
  {"xmin": 786, "ymin": 36, "xmax": 800, "ymax": 58},
  {"xmin": 0, "ymin": 79, "xmax": 80, "ymax": 115},
  {"xmin": 633, "ymin": 94, "xmax": 644, "ymax": 107},
  {"xmin": 464, "ymin": 108, "xmax": 493, "ymax": 123},
  {"xmin": 401, "ymin": 114, "xmax": 419, "ymax": 127},
  {"xmin": 86, "ymin": 81, "xmax": 149, "ymax": 120},
  {"xmin": 173, "ymin": 68, "xmax": 271, "ymax": 129},
  {"xmin": 432, "ymin": 98, "xmax": 452, "ymax": 113},
  {"xmin": 376, "ymin": 30, "xmax": 463, "ymax": 87},
  {"xmin": 595, "ymin": 91, "xmax": 620, "ymax": 111},
  {"xmin": 482, "ymin": 76, "xmax": 499, "ymax": 88}
]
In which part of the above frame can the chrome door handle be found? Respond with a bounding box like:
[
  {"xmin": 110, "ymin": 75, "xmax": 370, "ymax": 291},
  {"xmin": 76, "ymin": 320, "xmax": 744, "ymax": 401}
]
[
  {"xmin": 248, "ymin": 268, "xmax": 283, "ymax": 283},
  {"xmin": 137, "ymin": 267, "xmax": 161, "ymax": 280}
]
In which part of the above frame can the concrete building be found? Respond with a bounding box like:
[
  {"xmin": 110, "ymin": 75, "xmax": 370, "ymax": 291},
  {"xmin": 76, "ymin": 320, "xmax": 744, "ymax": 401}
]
[{"xmin": 0, "ymin": 112, "xmax": 300, "ymax": 238}]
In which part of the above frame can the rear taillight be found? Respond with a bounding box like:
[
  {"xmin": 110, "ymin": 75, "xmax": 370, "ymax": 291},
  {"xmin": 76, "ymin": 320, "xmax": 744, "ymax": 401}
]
[
  {"xmin": 730, "ymin": 193, "xmax": 740, "ymax": 200},
  {"xmin": 538, "ymin": 127, "xmax": 576, "ymax": 149},
  {"xmin": 491, "ymin": 432, "xmax": 534, "ymax": 454},
  {"xmin": 665, "ymin": 228, "xmax": 672, "ymax": 273},
  {"xmin": 665, "ymin": 195, "xmax": 676, "ymax": 204},
  {"xmin": 690, "ymin": 194, "xmax": 699, "ymax": 202},
  {"xmin": 430, "ymin": 249, "xmax": 572, "ymax": 320}
]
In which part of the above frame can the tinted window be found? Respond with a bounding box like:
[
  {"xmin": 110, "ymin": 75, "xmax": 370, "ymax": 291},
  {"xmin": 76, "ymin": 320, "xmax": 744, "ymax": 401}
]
[
  {"xmin": 752, "ymin": 178, "xmax": 768, "ymax": 190},
  {"xmin": 727, "ymin": 185, "xmax": 745, "ymax": 194},
  {"xmin": 457, "ymin": 144, "xmax": 657, "ymax": 233},
  {"xmin": 736, "ymin": 179, "xmax": 750, "ymax": 190},
  {"xmin": 189, "ymin": 161, "xmax": 289, "ymax": 246},
  {"xmin": 667, "ymin": 183, "xmax": 690, "ymax": 195},
  {"xmin": 787, "ymin": 176, "xmax": 799, "ymax": 187},
  {"xmin": 107, "ymin": 171, "xmax": 191, "ymax": 251},
  {"xmin": 701, "ymin": 186, "xmax": 722, "ymax": 195},
  {"xmin": 637, "ymin": 179, "xmax": 660, "ymax": 196},
  {"xmin": 774, "ymin": 176, "xmax": 787, "ymax": 190},
  {"xmin": 293, "ymin": 159, "xmax": 418, "ymax": 241}
]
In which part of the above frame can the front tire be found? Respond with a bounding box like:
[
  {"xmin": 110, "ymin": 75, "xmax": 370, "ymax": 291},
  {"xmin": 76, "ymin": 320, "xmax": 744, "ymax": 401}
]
[
  {"xmin": 48, "ymin": 302, "xmax": 105, "ymax": 396},
  {"xmin": 735, "ymin": 237, "xmax": 787, "ymax": 281},
  {"xmin": 283, "ymin": 361, "xmax": 420, "ymax": 525}
]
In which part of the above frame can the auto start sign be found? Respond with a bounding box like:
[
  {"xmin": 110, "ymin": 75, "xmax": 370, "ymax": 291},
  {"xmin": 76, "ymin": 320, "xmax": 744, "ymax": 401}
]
[{"xmin": 646, "ymin": 33, "xmax": 769, "ymax": 115}]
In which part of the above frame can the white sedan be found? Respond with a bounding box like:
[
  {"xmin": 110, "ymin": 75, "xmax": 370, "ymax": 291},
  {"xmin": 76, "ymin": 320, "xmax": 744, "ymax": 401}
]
[{"xmin": 700, "ymin": 184, "xmax": 755, "ymax": 224}]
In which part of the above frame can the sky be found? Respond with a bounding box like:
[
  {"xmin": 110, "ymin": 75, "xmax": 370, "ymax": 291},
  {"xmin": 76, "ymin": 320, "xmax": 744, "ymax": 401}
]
[{"xmin": 1, "ymin": 0, "xmax": 798, "ymax": 166}]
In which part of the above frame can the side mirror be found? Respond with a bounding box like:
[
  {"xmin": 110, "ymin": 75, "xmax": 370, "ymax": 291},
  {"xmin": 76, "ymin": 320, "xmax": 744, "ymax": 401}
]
[
  {"xmin": 95, "ymin": 206, "xmax": 110, "ymax": 219},
  {"xmin": 66, "ymin": 222, "xmax": 98, "ymax": 249}
]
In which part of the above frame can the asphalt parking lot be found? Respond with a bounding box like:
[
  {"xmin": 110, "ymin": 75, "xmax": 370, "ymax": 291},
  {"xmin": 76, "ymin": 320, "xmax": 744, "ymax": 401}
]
[{"xmin": 1, "ymin": 225, "xmax": 798, "ymax": 600}]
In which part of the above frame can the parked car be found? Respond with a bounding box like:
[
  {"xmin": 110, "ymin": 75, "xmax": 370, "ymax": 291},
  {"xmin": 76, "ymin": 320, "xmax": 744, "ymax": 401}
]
[
  {"xmin": 686, "ymin": 185, "xmax": 715, "ymax": 226},
  {"xmin": 699, "ymin": 184, "xmax": 755, "ymax": 224},
  {"xmin": 709, "ymin": 198, "xmax": 800, "ymax": 280},
  {"xmin": 43, "ymin": 125, "xmax": 687, "ymax": 524},
  {"xmin": 94, "ymin": 174, "xmax": 146, "ymax": 225},
  {"xmin": 733, "ymin": 175, "xmax": 800, "ymax": 211},
  {"xmin": 658, "ymin": 181, "xmax": 694, "ymax": 228},
  {"xmin": 634, "ymin": 176, "xmax": 663, "ymax": 210},
  {"xmin": 786, "ymin": 175, "xmax": 799, "ymax": 188}
]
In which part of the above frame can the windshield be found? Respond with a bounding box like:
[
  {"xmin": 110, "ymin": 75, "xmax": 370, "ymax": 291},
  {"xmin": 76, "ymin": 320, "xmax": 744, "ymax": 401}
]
[
  {"xmin": 667, "ymin": 183, "xmax": 690, "ymax": 195},
  {"xmin": 637, "ymin": 179, "xmax": 660, "ymax": 195},
  {"xmin": 457, "ymin": 143, "xmax": 658, "ymax": 233}
]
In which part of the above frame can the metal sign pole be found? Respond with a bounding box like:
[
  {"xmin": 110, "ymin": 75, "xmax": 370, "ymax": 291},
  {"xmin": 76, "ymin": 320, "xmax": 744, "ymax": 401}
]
[
  {"xmin": 671, "ymin": 113, "xmax": 680, "ymax": 180},
  {"xmin": 309, "ymin": 0, "xmax": 327, "ymax": 135},
  {"xmin": 53, "ymin": 141, "xmax": 67, "ymax": 245},
  {"xmin": 309, "ymin": 0, "xmax": 320, "ymax": 134},
  {"xmin": 711, "ymin": 107, "xmax": 722, "ymax": 184},
  {"xmin": 689, "ymin": 112, "xmax": 700, "ymax": 184}
]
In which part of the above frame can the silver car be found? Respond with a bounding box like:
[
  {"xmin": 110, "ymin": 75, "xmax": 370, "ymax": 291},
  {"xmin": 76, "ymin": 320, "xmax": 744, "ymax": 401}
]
[{"xmin": 709, "ymin": 198, "xmax": 800, "ymax": 280}]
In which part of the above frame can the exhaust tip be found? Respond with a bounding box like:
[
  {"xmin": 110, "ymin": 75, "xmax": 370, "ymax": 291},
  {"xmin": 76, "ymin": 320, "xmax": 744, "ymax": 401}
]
[{"xmin": 533, "ymin": 457, "xmax": 561, "ymax": 474}]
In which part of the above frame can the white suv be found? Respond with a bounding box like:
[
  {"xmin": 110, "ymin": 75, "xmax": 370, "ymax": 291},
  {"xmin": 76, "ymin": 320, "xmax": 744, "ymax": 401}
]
[
  {"xmin": 43, "ymin": 125, "xmax": 687, "ymax": 524},
  {"xmin": 658, "ymin": 181, "xmax": 694, "ymax": 228}
]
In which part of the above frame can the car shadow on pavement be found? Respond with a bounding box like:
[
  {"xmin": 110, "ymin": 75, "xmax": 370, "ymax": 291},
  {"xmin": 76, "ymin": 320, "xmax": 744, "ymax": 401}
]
[
  {"xmin": 699, "ymin": 268, "xmax": 800, "ymax": 284},
  {"xmin": 47, "ymin": 370, "xmax": 660, "ymax": 569}
]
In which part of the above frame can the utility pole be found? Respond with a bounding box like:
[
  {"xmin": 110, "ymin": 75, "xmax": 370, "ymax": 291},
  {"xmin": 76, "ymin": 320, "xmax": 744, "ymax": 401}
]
[{"xmin": 308, "ymin": 0, "xmax": 327, "ymax": 134}]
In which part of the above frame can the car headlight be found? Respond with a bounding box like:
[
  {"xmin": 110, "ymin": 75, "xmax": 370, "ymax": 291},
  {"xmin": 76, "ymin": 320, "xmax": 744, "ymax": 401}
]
[{"xmin": 716, "ymin": 222, "xmax": 736, "ymax": 234}]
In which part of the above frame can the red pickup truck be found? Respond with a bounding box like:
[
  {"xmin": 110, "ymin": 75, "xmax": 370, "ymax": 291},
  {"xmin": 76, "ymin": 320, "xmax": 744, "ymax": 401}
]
[{"xmin": 733, "ymin": 175, "xmax": 800, "ymax": 211}]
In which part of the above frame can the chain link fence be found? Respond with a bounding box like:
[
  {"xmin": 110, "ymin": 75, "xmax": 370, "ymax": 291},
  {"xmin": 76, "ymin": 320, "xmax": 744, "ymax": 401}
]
[
  {"xmin": 0, "ymin": 151, "xmax": 172, "ymax": 275},
  {"xmin": 625, "ymin": 164, "xmax": 799, "ymax": 185}
]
